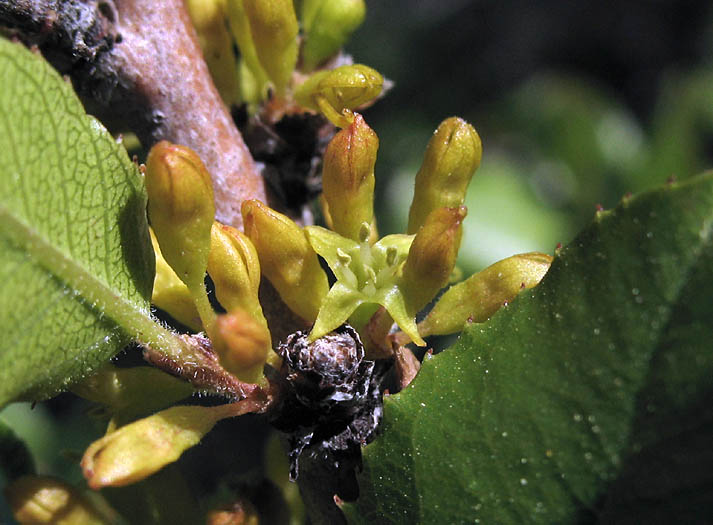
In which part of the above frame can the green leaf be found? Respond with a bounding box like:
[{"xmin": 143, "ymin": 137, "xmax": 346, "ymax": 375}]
[
  {"xmin": 0, "ymin": 38, "xmax": 161, "ymax": 406},
  {"xmin": 345, "ymin": 173, "xmax": 713, "ymax": 523}
]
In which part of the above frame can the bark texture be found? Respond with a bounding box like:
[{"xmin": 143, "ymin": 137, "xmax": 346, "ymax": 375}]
[{"xmin": 1, "ymin": 0, "xmax": 267, "ymax": 229}]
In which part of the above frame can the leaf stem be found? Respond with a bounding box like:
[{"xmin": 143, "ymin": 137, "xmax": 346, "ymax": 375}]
[{"xmin": 0, "ymin": 205, "xmax": 189, "ymax": 360}]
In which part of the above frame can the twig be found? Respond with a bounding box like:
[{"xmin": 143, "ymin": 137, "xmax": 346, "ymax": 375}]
[{"xmin": 1, "ymin": 0, "xmax": 267, "ymax": 229}]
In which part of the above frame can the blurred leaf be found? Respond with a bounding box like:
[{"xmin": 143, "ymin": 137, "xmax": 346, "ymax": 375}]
[
  {"xmin": 0, "ymin": 419, "xmax": 35, "ymax": 482},
  {"xmin": 498, "ymin": 75, "xmax": 647, "ymax": 208},
  {"xmin": 0, "ymin": 38, "xmax": 156, "ymax": 405},
  {"xmin": 459, "ymin": 154, "xmax": 570, "ymax": 272},
  {"xmin": 345, "ymin": 172, "xmax": 713, "ymax": 523},
  {"xmin": 101, "ymin": 465, "xmax": 202, "ymax": 525},
  {"xmin": 645, "ymin": 70, "xmax": 713, "ymax": 186}
]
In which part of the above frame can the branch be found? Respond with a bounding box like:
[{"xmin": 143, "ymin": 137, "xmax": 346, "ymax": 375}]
[{"xmin": 1, "ymin": 0, "xmax": 267, "ymax": 229}]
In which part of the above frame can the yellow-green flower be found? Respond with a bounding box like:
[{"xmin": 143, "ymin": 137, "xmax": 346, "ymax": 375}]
[{"xmin": 305, "ymin": 222, "xmax": 421, "ymax": 344}]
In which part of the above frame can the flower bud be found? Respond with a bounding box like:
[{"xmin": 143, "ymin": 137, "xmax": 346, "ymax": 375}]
[
  {"xmin": 226, "ymin": 0, "xmax": 270, "ymax": 102},
  {"xmin": 401, "ymin": 206, "xmax": 467, "ymax": 315},
  {"xmin": 294, "ymin": 64, "xmax": 383, "ymax": 127},
  {"xmin": 81, "ymin": 405, "xmax": 223, "ymax": 489},
  {"xmin": 407, "ymin": 117, "xmax": 482, "ymax": 233},
  {"xmin": 212, "ymin": 310, "xmax": 271, "ymax": 383},
  {"xmin": 145, "ymin": 141, "xmax": 215, "ymax": 291},
  {"xmin": 71, "ymin": 364, "xmax": 194, "ymax": 422},
  {"xmin": 237, "ymin": 56, "xmax": 267, "ymax": 106},
  {"xmin": 6, "ymin": 475, "xmax": 108, "ymax": 524},
  {"xmin": 242, "ymin": 200, "xmax": 329, "ymax": 322},
  {"xmin": 185, "ymin": 0, "xmax": 241, "ymax": 106},
  {"xmin": 301, "ymin": 0, "xmax": 366, "ymax": 71},
  {"xmin": 208, "ymin": 222, "xmax": 264, "ymax": 323},
  {"xmin": 418, "ymin": 252, "xmax": 552, "ymax": 337},
  {"xmin": 150, "ymin": 228, "xmax": 202, "ymax": 331},
  {"xmin": 321, "ymin": 113, "xmax": 378, "ymax": 241},
  {"xmin": 242, "ymin": 0, "xmax": 298, "ymax": 94}
]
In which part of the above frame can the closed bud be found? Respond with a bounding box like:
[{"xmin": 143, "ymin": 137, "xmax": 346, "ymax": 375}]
[
  {"xmin": 407, "ymin": 117, "xmax": 482, "ymax": 233},
  {"xmin": 208, "ymin": 222, "xmax": 264, "ymax": 323},
  {"xmin": 242, "ymin": 200, "xmax": 328, "ymax": 322},
  {"xmin": 419, "ymin": 252, "xmax": 552, "ymax": 337},
  {"xmin": 212, "ymin": 310, "xmax": 271, "ymax": 383},
  {"xmin": 402, "ymin": 206, "xmax": 467, "ymax": 314},
  {"xmin": 150, "ymin": 228, "xmax": 202, "ymax": 331},
  {"xmin": 294, "ymin": 64, "xmax": 383, "ymax": 127},
  {"xmin": 71, "ymin": 364, "xmax": 194, "ymax": 422},
  {"xmin": 243, "ymin": 0, "xmax": 298, "ymax": 94},
  {"xmin": 301, "ymin": 0, "xmax": 366, "ymax": 71},
  {"xmin": 322, "ymin": 113, "xmax": 378, "ymax": 241},
  {"xmin": 185, "ymin": 0, "xmax": 241, "ymax": 106},
  {"xmin": 6, "ymin": 475, "xmax": 107, "ymax": 524},
  {"xmin": 145, "ymin": 141, "xmax": 215, "ymax": 290},
  {"xmin": 237, "ymin": 56, "xmax": 267, "ymax": 106},
  {"xmin": 226, "ymin": 0, "xmax": 270, "ymax": 102},
  {"xmin": 81, "ymin": 405, "xmax": 224, "ymax": 489}
]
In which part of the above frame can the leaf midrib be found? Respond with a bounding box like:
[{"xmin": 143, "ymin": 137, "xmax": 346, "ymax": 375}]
[{"xmin": 0, "ymin": 204, "xmax": 182, "ymax": 356}]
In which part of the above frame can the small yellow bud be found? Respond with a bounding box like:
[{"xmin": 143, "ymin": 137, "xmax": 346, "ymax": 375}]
[
  {"xmin": 208, "ymin": 222, "xmax": 264, "ymax": 323},
  {"xmin": 407, "ymin": 117, "xmax": 482, "ymax": 234},
  {"xmin": 241, "ymin": 200, "xmax": 329, "ymax": 322},
  {"xmin": 185, "ymin": 0, "xmax": 241, "ymax": 106},
  {"xmin": 81, "ymin": 405, "xmax": 223, "ymax": 489},
  {"xmin": 418, "ymin": 252, "xmax": 553, "ymax": 337},
  {"xmin": 145, "ymin": 141, "xmax": 215, "ymax": 291},
  {"xmin": 212, "ymin": 310, "xmax": 271, "ymax": 383},
  {"xmin": 71, "ymin": 364, "xmax": 194, "ymax": 422},
  {"xmin": 150, "ymin": 228, "xmax": 202, "ymax": 331},
  {"xmin": 242, "ymin": 0, "xmax": 299, "ymax": 94},
  {"xmin": 402, "ymin": 206, "xmax": 467, "ymax": 314},
  {"xmin": 301, "ymin": 0, "xmax": 366, "ymax": 71},
  {"xmin": 6, "ymin": 475, "xmax": 107, "ymax": 524},
  {"xmin": 294, "ymin": 64, "xmax": 383, "ymax": 127},
  {"xmin": 226, "ymin": 0, "xmax": 270, "ymax": 103},
  {"xmin": 321, "ymin": 113, "xmax": 378, "ymax": 241},
  {"xmin": 237, "ymin": 56, "xmax": 267, "ymax": 106}
]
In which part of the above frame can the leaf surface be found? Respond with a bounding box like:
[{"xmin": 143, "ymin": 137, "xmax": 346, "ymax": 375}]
[
  {"xmin": 346, "ymin": 173, "xmax": 713, "ymax": 523},
  {"xmin": 0, "ymin": 39, "xmax": 156, "ymax": 405}
]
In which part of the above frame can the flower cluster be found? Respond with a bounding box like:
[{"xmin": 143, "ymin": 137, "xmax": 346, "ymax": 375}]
[
  {"xmin": 67, "ymin": 109, "xmax": 552, "ymax": 495},
  {"xmin": 145, "ymin": 107, "xmax": 553, "ymax": 361},
  {"xmin": 185, "ymin": 0, "xmax": 382, "ymax": 124},
  {"xmin": 8, "ymin": 1, "xmax": 554, "ymax": 510}
]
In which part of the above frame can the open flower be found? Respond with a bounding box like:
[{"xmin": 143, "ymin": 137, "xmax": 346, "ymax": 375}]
[{"xmin": 305, "ymin": 222, "xmax": 418, "ymax": 343}]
